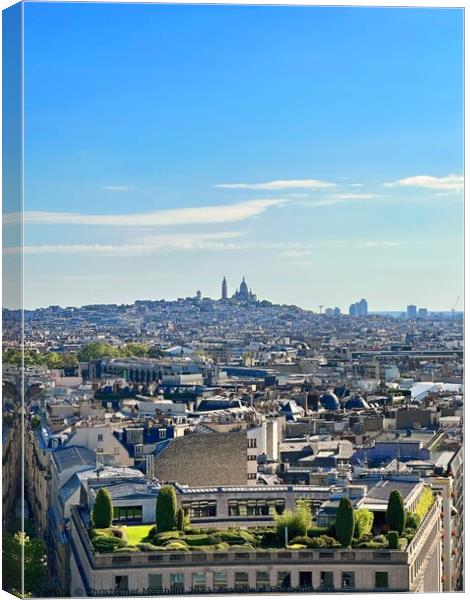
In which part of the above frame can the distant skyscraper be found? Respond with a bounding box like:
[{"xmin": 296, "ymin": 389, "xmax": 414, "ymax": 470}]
[
  {"xmin": 221, "ymin": 276, "xmax": 228, "ymax": 300},
  {"xmin": 349, "ymin": 303, "xmax": 358, "ymax": 317},
  {"xmin": 357, "ymin": 298, "xmax": 368, "ymax": 316},
  {"xmin": 407, "ymin": 305, "xmax": 417, "ymax": 320},
  {"xmin": 418, "ymin": 307, "xmax": 428, "ymax": 319}
]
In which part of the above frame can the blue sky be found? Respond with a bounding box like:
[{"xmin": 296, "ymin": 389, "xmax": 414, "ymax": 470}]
[{"xmin": 16, "ymin": 2, "xmax": 464, "ymax": 310}]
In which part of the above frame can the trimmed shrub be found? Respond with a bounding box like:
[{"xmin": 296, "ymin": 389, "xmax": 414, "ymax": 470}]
[
  {"xmin": 308, "ymin": 537, "xmax": 325, "ymax": 548},
  {"xmin": 319, "ymin": 535, "xmax": 340, "ymax": 548},
  {"xmin": 335, "ymin": 496, "xmax": 355, "ymax": 548},
  {"xmin": 405, "ymin": 512, "xmax": 421, "ymax": 529},
  {"xmin": 275, "ymin": 500, "xmax": 311, "ymax": 542},
  {"xmin": 355, "ymin": 541, "xmax": 387, "ymax": 549},
  {"xmin": 138, "ymin": 543, "xmax": 166, "ymax": 552},
  {"xmin": 415, "ymin": 487, "xmax": 434, "ymax": 521},
  {"xmin": 156, "ymin": 485, "xmax": 177, "ymax": 532},
  {"xmin": 307, "ymin": 526, "xmax": 329, "ymax": 538},
  {"xmin": 163, "ymin": 540, "xmax": 189, "ymax": 552},
  {"xmin": 291, "ymin": 535, "xmax": 311, "ymax": 546},
  {"xmin": 92, "ymin": 488, "xmax": 113, "ymax": 529},
  {"xmin": 373, "ymin": 534, "xmax": 387, "ymax": 544},
  {"xmin": 181, "ymin": 534, "xmax": 221, "ymax": 547},
  {"xmin": 176, "ymin": 507, "xmax": 185, "ymax": 532},
  {"xmin": 386, "ymin": 490, "xmax": 406, "ymax": 535},
  {"xmin": 110, "ymin": 527, "xmax": 128, "ymax": 542},
  {"xmin": 153, "ymin": 531, "xmax": 181, "ymax": 544},
  {"xmin": 354, "ymin": 508, "xmax": 374, "ymax": 538},
  {"xmin": 92, "ymin": 536, "xmax": 126, "ymax": 553},
  {"xmin": 387, "ymin": 530, "xmax": 399, "ymax": 549}
]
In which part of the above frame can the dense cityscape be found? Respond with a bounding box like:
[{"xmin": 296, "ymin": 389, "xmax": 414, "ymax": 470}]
[{"xmin": 2, "ymin": 277, "xmax": 464, "ymax": 595}]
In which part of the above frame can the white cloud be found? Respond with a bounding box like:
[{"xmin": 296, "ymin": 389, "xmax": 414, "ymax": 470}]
[
  {"xmin": 384, "ymin": 174, "xmax": 463, "ymax": 193},
  {"xmin": 278, "ymin": 249, "xmax": 313, "ymax": 259},
  {"xmin": 4, "ymin": 231, "xmax": 246, "ymax": 256},
  {"xmin": 299, "ymin": 193, "xmax": 378, "ymax": 207},
  {"xmin": 214, "ymin": 178, "xmax": 336, "ymax": 191},
  {"xmin": 4, "ymin": 198, "xmax": 286, "ymax": 227},
  {"xmin": 328, "ymin": 193, "xmax": 377, "ymax": 200},
  {"xmin": 103, "ymin": 185, "xmax": 134, "ymax": 191},
  {"xmin": 358, "ymin": 241, "xmax": 401, "ymax": 248}
]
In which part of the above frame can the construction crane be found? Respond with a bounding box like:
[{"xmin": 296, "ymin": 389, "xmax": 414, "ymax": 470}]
[{"xmin": 451, "ymin": 296, "xmax": 460, "ymax": 317}]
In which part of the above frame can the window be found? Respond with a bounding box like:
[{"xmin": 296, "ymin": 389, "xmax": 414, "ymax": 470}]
[
  {"xmin": 375, "ymin": 572, "xmax": 389, "ymax": 589},
  {"xmin": 234, "ymin": 572, "xmax": 249, "ymax": 591},
  {"xmin": 256, "ymin": 572, "xmax": 270, "ymax": 590},
  {"xmin": 159, "ymin": 429, "xmax": 166, "ymax": 439},
  {"xmin": 96, "ymin": 448, "xmax": 104, "ymax": 453},
  {"xmin": 248, "ymin": 438, "xmax": 257, "ymax": 448},
  {"xmin": 114, "ymin": 576, "xmax": 128, "ymax": 592},
  {"xmin": 114, "ymin": 447, "xmax": 120, "ymax": 455},
  {"xmin": 182, "ymin": 500, "xmax": 217, "ymax": 519},
  {"xmin": 320, "ymin": 571, "xmax": 334, "ymax": 591},
  {"xmin": 277, "ymin": 571, "xmax": 291, "ymax": 589},
  {"xmin": 148, "ymin": 574, "xmax": 163, "ymax": 593},
  {"xmin": 248, "ymin": 455, "xmax": 257, "ymax": 461},
  {"xmin": 135, "ymin": 444, "xmax": 144, "ymax": 455},
  {"xmin": 299, "ymin": 572, "xmax": 312, "ymax": 589},
  {"xmin": 192, "ymin": 572, "xmax": 206, "ymax": 591},
  {"xmin": 170, "ymin": 573, "xmax": 184, "ymax": 593},
  {"xmin": 247, "ymin": 472, "xmax": 257, "ymax": 480},
  {"xmin": 98, "ymin": 434, "xmax": 103, "ymax": 442},
  {"xmin": 342, "ymin": 572, "xmax": 355, "ymax": 589},
  {"xmin": 213, "ymin": 572, "xmax": 227, "ymax": 591},
  {"xmin": 113, "ymin": 505, "xmax": 143, "ymax": 522}
]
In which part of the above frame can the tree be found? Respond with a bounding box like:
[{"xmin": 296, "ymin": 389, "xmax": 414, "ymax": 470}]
[
  {"xmin": 176, "ymin": 507, "xmax": 185, "ymax": 531},
  {"xmin": 92, "ymin": 488, "xmax": 113, "ymax": 528},
  {"xmin": 78, "ymin": 342, "xmax": 120, "ymax": 362},
  {"xmin": 121, "ymin": 343, "xmax": 150, "ymax": 358},
  {"xmin": 2, "ymin": 532, "xmax": 46, "ymax": 596},
  {"xmin": 275, "ymin": 500, "xmax": 311, "ymax": 542},
  {"xmin": 335, "ymin": 496, "xmax": 355, "ymax": 548},
  {"xmin": 386, "ymin": 490, "xmax": 406, "ymax": 535},
  {"xmin": 354, "ymin": 508, "xmax": 374, "ymax": 538},
  {"xmin": 156, "ymin": 485, "xmax": 177, "ymax": 532}
]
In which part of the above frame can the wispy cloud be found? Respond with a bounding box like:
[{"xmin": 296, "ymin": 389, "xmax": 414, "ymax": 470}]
[
  {"xmin": 358, "ymin": 241, "xmax": 401, "ymax": 248},
  {"xmin": 278, "ymin": 249, "xmax": 313, "ymax": 259},
  {"xmin": 103, "ymin": 185, "xmax": 134, "ymax": 192},
  {"xmin": 5, "ymin": 231, "xmax": 246, "ymax": 256},
  {"xmin": 384, "ymin": 174, "xmax": 463, "ymax": 193},
  {"xmin": 4, "ymin": 198, "xmax": 286, "ymax": 227},
  {"xmin": 214, "ymin": 178, "xmax": 336, "ymax": 191},
  {"xmin": 298, "ymin": 193, "xmax": 378, "ymax": 207}
]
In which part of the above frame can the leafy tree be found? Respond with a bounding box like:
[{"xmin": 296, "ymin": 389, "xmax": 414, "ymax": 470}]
[
  {"xmin": 275, "ymin": 500, "xmax": 311, "ymax": 542},
  {"xmin": 78, "ymin": 342, "xmax": 120, "ymax": 362},
  {"xmin": 335, "ymin": 496, "xmax": 355, "ymax": 548},
  {"xmin": 44, "ymin": 352, "xmax": 63, "ymax": 369},
  {"xmin": 30, "ymin": 415, "xmax": 41, "ymax": 430},
  {"xmin": 386, "ymin": 490, "xmax": 406, "ymax": 535},
  {"xmin": 121, "ymin": 343, "xmax": 150, "ymax": 358},
  {"xmin": 92, "ymin": 488, "xmax": 113, "ymax": 528},
  {"xmin": 2, "ymin": 532, "xmax": 46, "ymax": 596},
  {"xmin": 156, "ymin": 485, "xmax": 177, "ymax": 532},
  {"xmin": 354, "ymin": 508, "xmax": 374, "ymax": 538}
]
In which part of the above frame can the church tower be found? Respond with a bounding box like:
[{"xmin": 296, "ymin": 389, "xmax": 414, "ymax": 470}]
[{"xmin": 221, "ymin": 276, "xmax": 228, "ymax": 300}]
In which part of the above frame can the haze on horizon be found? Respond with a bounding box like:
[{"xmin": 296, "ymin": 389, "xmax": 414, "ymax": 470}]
[{"xmin": 6, "ymin": 4, "xmax": 463, "ymax": 311}]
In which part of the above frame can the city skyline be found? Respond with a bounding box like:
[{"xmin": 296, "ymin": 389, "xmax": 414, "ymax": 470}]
[{"xmin": 10, "ymin": 4, "xmax": 464, "ymax": 310}]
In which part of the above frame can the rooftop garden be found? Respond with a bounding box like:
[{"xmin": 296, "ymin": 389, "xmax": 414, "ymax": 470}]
[{"xmin": 89, "ymin": 484, "xmax": 435, "ymax": 554}]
